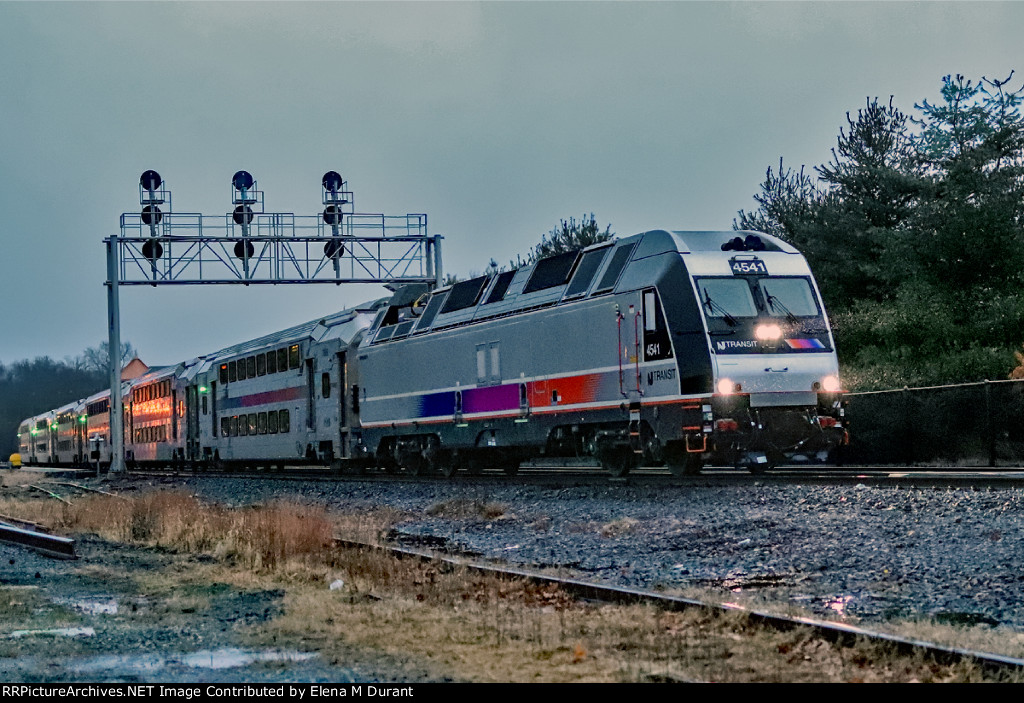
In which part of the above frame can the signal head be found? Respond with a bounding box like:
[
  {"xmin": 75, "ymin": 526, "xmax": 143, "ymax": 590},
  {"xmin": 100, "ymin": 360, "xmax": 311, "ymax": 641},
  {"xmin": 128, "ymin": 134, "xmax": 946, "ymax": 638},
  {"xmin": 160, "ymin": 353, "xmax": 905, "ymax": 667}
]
[
  {"xmin": 141, "ymin": 205, "xmax": 163, "ymax": 226},
  {"xmin": 323, "ymin": 204, "xmax": 343, "ymax": 225},
  {"xmin": 140, "ymin": 170, "xmax": 162, "ymax": 191},
  {"xmin": 322, "ymin": 171, "xmax": 343, "ymax": 192},
  {"xmin": 232, "ymin": 170, "xmax": 254, "ymax": 191},
  {"xmin": 232, "ymin": 205, "xmax": 254, "ymax": 225}
]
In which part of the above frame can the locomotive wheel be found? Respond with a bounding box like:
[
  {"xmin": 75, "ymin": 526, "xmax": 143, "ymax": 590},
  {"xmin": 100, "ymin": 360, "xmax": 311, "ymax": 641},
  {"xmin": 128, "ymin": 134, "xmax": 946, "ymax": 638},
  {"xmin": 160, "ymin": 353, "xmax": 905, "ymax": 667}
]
[
  {"xmin": 402, "ymin": 450, "xmax": 433, "ymax": 476},
  {"xmin": 440, "ymin": 460, "xmax": 459, "ymax": 478},
  {"xmin": 668, "ymin": 453, "xmax": 703, "ymax": 477},
  {"xmin": 599, "ymin": 445, "xmax": 639, "ymax": 478}
]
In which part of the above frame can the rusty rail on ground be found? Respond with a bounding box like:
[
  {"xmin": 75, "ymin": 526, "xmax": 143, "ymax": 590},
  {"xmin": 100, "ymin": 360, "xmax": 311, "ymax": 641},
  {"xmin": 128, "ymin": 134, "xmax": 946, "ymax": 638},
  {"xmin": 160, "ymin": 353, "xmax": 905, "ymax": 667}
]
[
  {"xmin": 334, "ymin": 537, "xmax": 1024, "ymax": 676},
  {"xmin": 0, "ymin": 522, "xmax": 76, "ymax": 559}
]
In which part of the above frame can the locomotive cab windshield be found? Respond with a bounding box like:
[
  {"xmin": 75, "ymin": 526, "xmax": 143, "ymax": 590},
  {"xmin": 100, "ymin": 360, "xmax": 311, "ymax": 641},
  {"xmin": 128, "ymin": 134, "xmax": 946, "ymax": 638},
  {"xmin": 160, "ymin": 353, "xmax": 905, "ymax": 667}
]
[{"xmin": 696, "ymin": 274, "xmax": 831, "ymax": 352}]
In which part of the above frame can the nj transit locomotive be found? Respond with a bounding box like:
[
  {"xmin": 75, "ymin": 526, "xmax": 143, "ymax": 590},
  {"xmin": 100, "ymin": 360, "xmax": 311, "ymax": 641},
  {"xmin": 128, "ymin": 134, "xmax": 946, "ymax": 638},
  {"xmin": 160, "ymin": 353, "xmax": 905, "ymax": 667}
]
[{"xmin": 17, "ymin": 229, "xmax": 845, "ymax": 476}]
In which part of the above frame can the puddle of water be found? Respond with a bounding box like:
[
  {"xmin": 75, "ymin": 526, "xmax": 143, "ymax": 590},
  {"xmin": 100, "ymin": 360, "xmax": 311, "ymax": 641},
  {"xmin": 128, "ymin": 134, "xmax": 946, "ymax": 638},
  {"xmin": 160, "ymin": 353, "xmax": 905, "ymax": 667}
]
[
  {"xmin": 56, "ymin": 596, "xmax": 119, "ymax": 615},
  {"xmin": 70, "ymin": 648, "xmax": 318, "ymax": 674},
  {"xmin": 824, "ymin": 595, "xmax": 854, "ymax": 618},
  {"xmin": 181, "ymin": 648, "xmax": 318, "ymax": 669},
  {"xmin": 10, "ymin": 626, "xmax": 95, "ymax": 638},
  {"xmin": 73, "ymin": 653, "xmax": 167, "ymax": 674}
]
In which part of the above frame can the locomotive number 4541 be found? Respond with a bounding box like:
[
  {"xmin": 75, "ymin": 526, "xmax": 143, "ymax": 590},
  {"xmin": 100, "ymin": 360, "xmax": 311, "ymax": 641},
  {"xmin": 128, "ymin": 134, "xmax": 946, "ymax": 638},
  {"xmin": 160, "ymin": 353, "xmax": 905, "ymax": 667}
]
[{"xmin": 730, "ymin": 258, "xmax": 768, "ymax": 276}]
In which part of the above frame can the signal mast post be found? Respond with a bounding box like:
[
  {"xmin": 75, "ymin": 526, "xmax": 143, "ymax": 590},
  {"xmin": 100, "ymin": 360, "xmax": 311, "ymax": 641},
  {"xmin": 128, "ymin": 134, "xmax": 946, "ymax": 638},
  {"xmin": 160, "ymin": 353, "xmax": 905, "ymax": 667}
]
[
  {"xmin": 106, "ymin": 232, "xmax": 124, "ymax": 474},
  {"xmin": 104, "ymin": 169, "xmax": 441, "ymax": 474}
]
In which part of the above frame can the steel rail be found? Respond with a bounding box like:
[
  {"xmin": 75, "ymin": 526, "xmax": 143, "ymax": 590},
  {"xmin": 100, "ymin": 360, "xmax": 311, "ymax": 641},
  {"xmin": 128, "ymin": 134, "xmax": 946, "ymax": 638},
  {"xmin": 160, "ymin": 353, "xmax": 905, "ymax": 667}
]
[
  {"xmin": 333, "ymin": 537, "xmax": 1024, "ymax": 676},
  {"xmin": 0, "ymin": 522, "xmax": 77, "ymax": 560}
]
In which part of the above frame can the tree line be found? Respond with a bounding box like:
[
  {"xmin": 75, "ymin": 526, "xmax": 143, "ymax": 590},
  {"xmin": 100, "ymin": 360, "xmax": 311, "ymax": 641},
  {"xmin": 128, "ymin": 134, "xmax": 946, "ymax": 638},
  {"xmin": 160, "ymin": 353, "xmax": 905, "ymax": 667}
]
[
  {"xmin": 0, "ymin": 342, "xmax": 135, "ymax": 457},
  {"xmin": 736, "ymin": 73, "xmax": 1024, "ymax": 389}
]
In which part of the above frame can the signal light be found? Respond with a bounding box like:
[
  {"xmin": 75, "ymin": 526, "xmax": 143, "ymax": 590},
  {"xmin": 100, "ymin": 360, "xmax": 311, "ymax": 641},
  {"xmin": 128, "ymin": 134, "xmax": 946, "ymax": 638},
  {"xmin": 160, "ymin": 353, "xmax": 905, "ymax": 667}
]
[
  {"xmin": 141, "ymin": 205, "xmax": 163, "ymax": 225},
  {"xmin": 140, "ymin": 170, "xmax": 162, "ymax": 191},
  {"xmin": 822, "ymin": 375, "xmax": 841, "ymax": 392},
  {"xmin": 142, "ymin": 239, "xmax": 163, "ymax": 261},
  {"xmin": 323, "ymin": 204, "xmax": 343, "ymax": 225},
  {"xmin": 324, "ymin": 240, "xmax": 344, "ymax": 260},
  {"xmin": 716, "ymin": 378, "xmax": 736, "ymax": 395},
  {"xmin": 234, "ymin": 240, "xmax": 255, "ymax": 259},
  {"xmin": 232, "ymin": 205, "xmax": 254, "ymax": 225},
  {"xmin": 232, "ymin": 170, "xmax": 254, "ymax": 191},
  {"xmin": 322, "ymin": 171, "xmax": 343, "ymax": 192}
]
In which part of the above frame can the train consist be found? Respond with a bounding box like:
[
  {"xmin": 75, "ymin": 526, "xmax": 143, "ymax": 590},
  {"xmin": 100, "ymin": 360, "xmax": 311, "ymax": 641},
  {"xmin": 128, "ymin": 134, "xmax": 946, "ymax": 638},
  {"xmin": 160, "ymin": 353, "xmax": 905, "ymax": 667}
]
[{"xmin": 17, "ymin": 229, "xmax": 845, "ymax": 476}]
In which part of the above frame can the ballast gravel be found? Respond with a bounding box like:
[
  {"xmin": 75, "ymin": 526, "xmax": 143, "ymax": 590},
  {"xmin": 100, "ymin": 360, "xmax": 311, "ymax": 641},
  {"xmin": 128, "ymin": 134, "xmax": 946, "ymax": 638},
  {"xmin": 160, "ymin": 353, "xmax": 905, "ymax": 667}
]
[{"xmin": 170, "ymin": 472, "xmax": 1024, "ymax": 631}]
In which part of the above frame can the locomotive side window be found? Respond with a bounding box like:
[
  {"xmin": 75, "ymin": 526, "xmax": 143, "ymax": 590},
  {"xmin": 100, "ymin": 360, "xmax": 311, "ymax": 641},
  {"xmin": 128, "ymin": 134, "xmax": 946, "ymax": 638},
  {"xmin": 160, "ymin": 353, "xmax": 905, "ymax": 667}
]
[
  {"xmin": 696, "ymin": 278, "xmax": 758, "ymax": 318},
  {"xmin": 257, "ymin": 354, "xmax": 266, "ymax": 376},
  {"xmin": 644, "ymin": 291, "xmax": 657, "ymax": 331},
  {"xmin": 258, "ymin": 412, "xmax": 267, "ymax": 435},
  {"xmin": 593, "ymin": 243, "xmax": 637, "ymax": 294},
  {"xmin": 238, "ymin": 415, "xmax": 247, "ymax": 436},
  {"xmin": 476, "ymin": 346, "xmax": 486, "ymax": 383},
  {"xmin": 322, "ymin": 372, "xmax": 331, "ymax": 398},
  {"xmin": 289, "ymin": 345, "xmax": 300, "ymax": 369},
  {"xmin": 248, "ymin": 413, "xmax": 257, "ymax": 435},
  {"xmin": 237, "ymin": 359, "xmax": 247, "ymax": 381},
  {"xmin": 266, "ymin": 351, "xmax": 277, "ymax": 374},
  {"xmin": 268, "ymin": 410, "xmax": 279, "ymax": 434},
  {"xmin": 642, "ymin": 289, "xmax": 674, "ymax": 361},
  {"xmin": 220, "ymin": 365, "xmax": 229, "ymax": 384},
  {"xmin": 564, "ymin": 247, "xmax": 610, "ymax": 299},
  {"xmin": 230, "ymin": 415, "xmax": 239, "ymax": 436},
  {"xmin": 489, "ymin": 343, "xmax": 500, "ymax": 384},
  {"xmin": 201, "ymin": 395, "xmax": 208, "ymax": 415},
  {"xmin": 229, "ymin": 361, "xmax": 237, "ymax": 382},
  {"xmin": 221, "ymin": 417, "xmax": 231, "ymax": 437},
  {"xmin": 279, "ymin": 409, "xmax": 291, "ymax": 433},
  {"xmin": 246, "ymin": 356, "xmax": 256, "ymax": 378},
  {"xmin": 277, "ymin": 348, "xmax": 288, "ymax": 372},
  {"xmin": 757, "ymin": 277, "xmax": 820, "ymax": 317}
]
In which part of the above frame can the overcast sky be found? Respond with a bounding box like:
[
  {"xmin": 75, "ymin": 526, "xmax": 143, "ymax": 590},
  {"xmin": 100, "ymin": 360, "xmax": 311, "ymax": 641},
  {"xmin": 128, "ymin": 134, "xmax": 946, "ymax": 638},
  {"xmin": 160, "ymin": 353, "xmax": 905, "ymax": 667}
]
[{"xmin": 1, "ymin": 1, "xmax": 1021, "ymax": 367}]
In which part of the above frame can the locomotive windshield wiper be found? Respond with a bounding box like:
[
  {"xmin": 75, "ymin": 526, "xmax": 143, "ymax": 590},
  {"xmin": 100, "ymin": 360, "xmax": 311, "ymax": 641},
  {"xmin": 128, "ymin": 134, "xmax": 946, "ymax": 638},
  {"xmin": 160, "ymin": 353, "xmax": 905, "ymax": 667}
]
[
  {"xmin": 763, "ymin": 288, "xmax": 800, "ymax": 324},
  {"xmin": 702, "ymin": 291, "xmax": 737, "ymax": 326}
]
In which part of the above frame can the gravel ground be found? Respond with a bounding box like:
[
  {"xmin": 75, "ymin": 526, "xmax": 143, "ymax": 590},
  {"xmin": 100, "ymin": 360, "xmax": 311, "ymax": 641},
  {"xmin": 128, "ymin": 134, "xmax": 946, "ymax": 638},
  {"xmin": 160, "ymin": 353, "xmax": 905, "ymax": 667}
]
[{"xmin": 161, "ymin": 473, "xmax": 1024, "ymax": 630}]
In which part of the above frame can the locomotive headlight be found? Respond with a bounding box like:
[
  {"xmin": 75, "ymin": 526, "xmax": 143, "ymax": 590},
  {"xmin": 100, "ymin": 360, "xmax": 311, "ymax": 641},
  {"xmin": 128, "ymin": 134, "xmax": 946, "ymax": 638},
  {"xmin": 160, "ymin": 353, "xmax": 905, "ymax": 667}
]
[
  {"xmin": 822, "ymin": 375, "xmax": 841, "ymax": 392},
  {"xmin": 716, "ymin": 378, "xmax": 735, "ymax": 395},
  {"xmin": 754, "ymin": 323, "xmax": 782, "ymax": 341}
]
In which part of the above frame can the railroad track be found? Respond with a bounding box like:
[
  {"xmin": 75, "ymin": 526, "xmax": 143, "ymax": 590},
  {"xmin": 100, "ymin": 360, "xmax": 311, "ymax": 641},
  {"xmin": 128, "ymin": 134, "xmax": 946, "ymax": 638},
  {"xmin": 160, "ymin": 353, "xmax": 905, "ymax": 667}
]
[
  {"xmin": 335, "ymin": 536, "xmax": 1024, "ymax": 677},
  {"xmin": 0, "ymin": 520, "xmax": 76, "ymax": 559},
  {"xmin": 92, "ymin": 463, "xmax": 1024, "ymax": 490}
]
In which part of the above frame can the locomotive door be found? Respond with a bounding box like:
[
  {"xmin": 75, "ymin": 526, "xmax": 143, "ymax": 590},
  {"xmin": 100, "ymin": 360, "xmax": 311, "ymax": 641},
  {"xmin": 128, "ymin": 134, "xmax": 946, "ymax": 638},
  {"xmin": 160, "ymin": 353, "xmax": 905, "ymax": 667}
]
[{"xmin": 617, "ymin": 297, "xmax": 644, "ymax": 402}]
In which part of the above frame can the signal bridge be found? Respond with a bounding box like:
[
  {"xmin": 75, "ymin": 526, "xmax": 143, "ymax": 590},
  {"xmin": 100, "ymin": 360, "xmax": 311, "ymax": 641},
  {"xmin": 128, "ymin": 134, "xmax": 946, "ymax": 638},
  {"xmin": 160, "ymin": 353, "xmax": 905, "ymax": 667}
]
[
  {"xmin": 104, "ymin": 169, "xmax": 443, "ymax": 473},
  {"xmin": 114, "ymin": 170, "xmax": 442, "ymax": 286}
]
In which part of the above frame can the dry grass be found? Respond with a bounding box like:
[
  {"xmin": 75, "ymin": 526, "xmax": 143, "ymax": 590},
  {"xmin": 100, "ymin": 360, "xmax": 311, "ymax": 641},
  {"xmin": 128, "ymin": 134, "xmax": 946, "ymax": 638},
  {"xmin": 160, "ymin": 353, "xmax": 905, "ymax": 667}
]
[
  {"xmin": 426, "ymin": 498, "xmax": 507, "ymax": 521},
  {"xmin": 600, "ymin": 517, "xmax": 639, "ymax": 538},
  {"xmin": 1, "ymin": 487, "xmax": 335, "ymax": 573}
]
